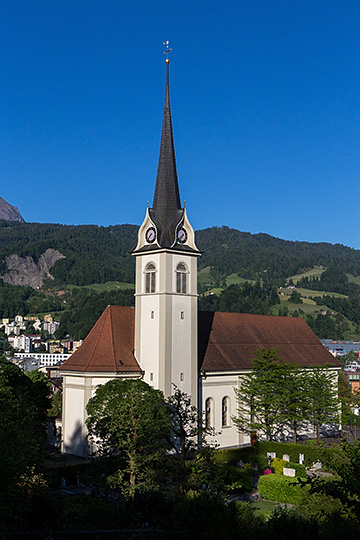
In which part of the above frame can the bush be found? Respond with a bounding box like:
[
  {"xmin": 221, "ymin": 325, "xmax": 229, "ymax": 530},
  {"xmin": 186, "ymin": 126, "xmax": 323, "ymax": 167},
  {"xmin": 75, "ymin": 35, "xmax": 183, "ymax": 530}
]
[
  {"xmin": 258, "ymin": 474, "xmax": 308, "ymax": 504},
  {"xmin": 272, "ymin": 457, "xmax": 287, "ymax": 474},
  {"xmin": 220, "ymin": 465, "xmax": 252, "ymax": 493},
  {"xmin": 298, "ymin": 491, "xmax": 357, "ymax": 524},
  {"xmin": 266, "ymin": 507, "xmax": 318, "ymax": 539},
  {"xmin": 287, "ymin": 461, "xmax": 306, "ymax": 478}
]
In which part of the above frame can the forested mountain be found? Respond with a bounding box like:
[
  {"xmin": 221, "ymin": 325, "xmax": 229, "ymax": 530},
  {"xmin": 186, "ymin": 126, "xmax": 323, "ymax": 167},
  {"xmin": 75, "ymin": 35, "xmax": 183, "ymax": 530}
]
[
  {"xmin": 0, "ymin": 221, "xmax": 138, "ymax": 286},
  {"xmin": 1, "ymin": 221, "xmax": 360, "ymax": 287},
  {"xmin": 196, "ymin": 227, "xmax": 360, "ymax": 283},
  {"xmin": 2, "ymin": 220, "xmax": 360, "ymax": 341}
]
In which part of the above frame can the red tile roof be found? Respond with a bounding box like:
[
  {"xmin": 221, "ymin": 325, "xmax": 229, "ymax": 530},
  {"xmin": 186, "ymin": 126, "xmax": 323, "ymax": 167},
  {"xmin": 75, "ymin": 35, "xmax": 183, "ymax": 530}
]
[
  {"xmin": 198, "ymin": 311, "xmax": 342, "ymax": 371},
  {"xmin": 59, "ymin": 306, "xmax": 141, "ymax": 373},
  {"xmin": 60, "ymin": 306, "xmax": 341, "ymax": 374}
]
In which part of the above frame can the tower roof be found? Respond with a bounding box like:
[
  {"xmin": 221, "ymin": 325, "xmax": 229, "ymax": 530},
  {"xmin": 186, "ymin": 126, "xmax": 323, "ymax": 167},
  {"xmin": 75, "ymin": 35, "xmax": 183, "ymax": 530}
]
[{"xmin": 149, "ymin": 60, "xmax": 184, "ymax": 247}]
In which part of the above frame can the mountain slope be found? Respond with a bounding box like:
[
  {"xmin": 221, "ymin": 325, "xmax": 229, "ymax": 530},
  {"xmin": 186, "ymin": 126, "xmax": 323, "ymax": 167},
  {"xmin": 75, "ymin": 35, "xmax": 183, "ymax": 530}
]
[
  {"xmin": 0, "ymin": 197, "xmax": 24, "ymax": 222},
  {"xmin": 196, "ymin": 226, "xmax": 360, "ymax": 283},
  {"xmin": 1, "ymin": 221, "xmax": 360, "ymax": 287}
]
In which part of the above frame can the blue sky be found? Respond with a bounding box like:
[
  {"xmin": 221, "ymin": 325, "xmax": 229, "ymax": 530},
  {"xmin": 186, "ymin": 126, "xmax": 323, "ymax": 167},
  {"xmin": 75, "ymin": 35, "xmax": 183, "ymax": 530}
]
[{"xmin": 1, "ymin": 1, "xmax": 360, "ymax": 248}]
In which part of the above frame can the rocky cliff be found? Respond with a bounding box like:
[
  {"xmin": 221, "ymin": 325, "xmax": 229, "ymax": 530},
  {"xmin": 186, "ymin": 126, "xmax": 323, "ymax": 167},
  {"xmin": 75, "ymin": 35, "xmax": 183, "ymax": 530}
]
[
  {"xmin": 2, "ymin": 248, "xmax": 65, "ymax": 288},
  {"xmin": 0, "ymin": 197, "xmax": 25, "ymax": 222}
]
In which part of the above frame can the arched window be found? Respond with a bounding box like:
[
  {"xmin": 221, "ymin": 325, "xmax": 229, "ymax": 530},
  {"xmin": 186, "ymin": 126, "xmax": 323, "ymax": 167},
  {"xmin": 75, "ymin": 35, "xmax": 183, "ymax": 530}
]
[
  {"xmin": 145, "ymin": 263, "xmax": 156, "ymax": 293},
  {"xmin": 176, "ymin": 262, "xmax": 187, "ymax": 294},
  {"xmin": 205, "ymin": 397, "xmax": 214, "ymax": 429},
  {"xmin": 222, "ymin": 396, "xmax": 230, "ymax": 427}
]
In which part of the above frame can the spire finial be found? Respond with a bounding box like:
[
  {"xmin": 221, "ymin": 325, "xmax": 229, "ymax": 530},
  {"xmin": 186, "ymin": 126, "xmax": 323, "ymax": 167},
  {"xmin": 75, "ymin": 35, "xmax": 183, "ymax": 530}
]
[{"xmin": 163, "ymin": 40, "xmax": 172, "ymax": 63}]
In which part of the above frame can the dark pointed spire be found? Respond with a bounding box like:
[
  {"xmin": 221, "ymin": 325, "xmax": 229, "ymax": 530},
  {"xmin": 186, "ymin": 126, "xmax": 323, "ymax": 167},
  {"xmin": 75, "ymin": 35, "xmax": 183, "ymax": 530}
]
[{"xmin": 150, "ymin": 57, "xmax": 183, "ymax": 247}]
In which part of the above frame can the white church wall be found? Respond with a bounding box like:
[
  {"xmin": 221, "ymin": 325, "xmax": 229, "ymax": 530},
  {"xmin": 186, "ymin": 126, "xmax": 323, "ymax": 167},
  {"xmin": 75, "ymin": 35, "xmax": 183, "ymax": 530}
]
[
  {"xmin": 62, "ymin": 371, "xmax": 141, "ymax": 458},
  {"xmin": 201, "ymin": 371, "xmax": 250, "ymax": 449}
]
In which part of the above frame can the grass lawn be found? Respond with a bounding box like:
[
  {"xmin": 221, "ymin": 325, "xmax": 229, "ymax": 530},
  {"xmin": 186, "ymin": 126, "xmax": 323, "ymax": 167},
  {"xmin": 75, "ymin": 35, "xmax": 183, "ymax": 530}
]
[
  {"xmin": 198, "ymin": 266, "xmax": 213, "ymax": 284},
  {"xmin": 347, "ymin": 273, "xmax": 360, "ymax": 286},
  {"xmin": 250, "ymin": 500, "xmax": 279, "ymax": 517},
  {"xmin": 226, "ymin": 273, "xmax": 255, "ymax": 286},
  {"xmin": 66, "ymin": 281, "xmax": 134, "ymax": 292},
  {"xmin": 288, "ymin": 266, "xmax": 325, "ymax": 284}
]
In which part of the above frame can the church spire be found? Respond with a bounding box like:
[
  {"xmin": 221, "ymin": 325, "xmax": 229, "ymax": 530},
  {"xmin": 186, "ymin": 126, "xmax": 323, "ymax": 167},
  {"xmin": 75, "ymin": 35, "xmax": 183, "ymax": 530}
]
[
  {"xmin": 150, "ymin": 45, "xmax": 183, "ymax": 247},
  {"xmin": 133, "ymin": 44, "xmax": 199, "ymax": 255}
]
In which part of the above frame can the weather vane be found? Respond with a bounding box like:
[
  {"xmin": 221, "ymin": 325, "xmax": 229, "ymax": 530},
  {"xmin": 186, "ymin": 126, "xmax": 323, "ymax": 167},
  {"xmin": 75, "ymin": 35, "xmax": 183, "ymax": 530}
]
[{"xmin": 163, "ymin": 40, "xmax": 172, "ymax": 63}]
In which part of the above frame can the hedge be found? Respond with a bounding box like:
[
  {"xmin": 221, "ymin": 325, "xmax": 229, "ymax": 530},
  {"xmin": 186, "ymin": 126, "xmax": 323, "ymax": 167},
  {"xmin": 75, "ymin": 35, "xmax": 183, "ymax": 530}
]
[
  {"xmin": 214, "ymin": 447, "xmax": 257, "ymax": 465},
  {"xmin": 215, "ymin": 442, "xmax": 323, "ymax": 469},
  {"xmin": 257, "ymin": 474, "xmax": 309, "ymax": 504},
  {"xmin": 256, "ymin": 441, "xmax": 322, "ymax": 466},
  {"xmin": 287, "ymin": 461, "xmax": 306, "ymax": 477}
]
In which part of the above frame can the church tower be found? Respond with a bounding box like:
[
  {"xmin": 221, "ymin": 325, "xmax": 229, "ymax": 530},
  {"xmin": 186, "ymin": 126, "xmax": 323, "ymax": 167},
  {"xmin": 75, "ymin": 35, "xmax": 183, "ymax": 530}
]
[{"xmin": 133, "ymin": 50, "xmax": 200, "ymax": 402}]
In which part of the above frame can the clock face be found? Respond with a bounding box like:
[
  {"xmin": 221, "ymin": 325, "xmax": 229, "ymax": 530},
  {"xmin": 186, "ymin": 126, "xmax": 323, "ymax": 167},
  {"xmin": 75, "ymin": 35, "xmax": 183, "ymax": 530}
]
[
  {"xmin": 177, "ymin": 227, "xmax": 187, "ymax": 244},
  {"xmin": 145, "ymin": 227, "xmax": 156, "ymax": 243}
]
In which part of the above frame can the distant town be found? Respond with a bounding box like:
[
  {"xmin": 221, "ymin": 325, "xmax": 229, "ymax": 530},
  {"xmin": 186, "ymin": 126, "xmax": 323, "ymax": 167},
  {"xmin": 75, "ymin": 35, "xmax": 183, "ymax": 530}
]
[{"xmin": 1, "ymin": 314, "xmax": 82, "ymax": 369}]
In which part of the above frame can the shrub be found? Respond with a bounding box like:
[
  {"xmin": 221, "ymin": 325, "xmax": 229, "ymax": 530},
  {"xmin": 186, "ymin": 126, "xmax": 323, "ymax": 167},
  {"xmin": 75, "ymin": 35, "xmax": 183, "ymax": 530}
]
[
  {"xmin": 272, "ymin": 457, "xmax": 287, "ymax": 474},
  {"xmin": 266, "ymin": 507, "xmax": 318, "ymax": 539},
  {"xmin": 220, "ymin": 465, "xmax": 252, "ymax": 493},
  {"xmin": 287, "ymin": 461, "xmax": 306, "ymax": 478},
  {"xmin": 258, "ymin": 474, "xmax": 308, "ymax": 504},
  {"xmin": 298, "ymin": 491, "xmax": 357, "ymax": 524}
]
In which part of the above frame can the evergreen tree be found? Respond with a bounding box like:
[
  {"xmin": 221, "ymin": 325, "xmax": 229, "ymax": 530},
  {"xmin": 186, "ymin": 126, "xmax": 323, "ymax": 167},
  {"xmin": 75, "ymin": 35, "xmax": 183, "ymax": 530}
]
[
  {"xmin": 306, "ymin": 366, "xmax": 340, "ymax": 443},
  {"xmin": 232, "ymin": 348, "xmax": 289, "ymax": 441}
]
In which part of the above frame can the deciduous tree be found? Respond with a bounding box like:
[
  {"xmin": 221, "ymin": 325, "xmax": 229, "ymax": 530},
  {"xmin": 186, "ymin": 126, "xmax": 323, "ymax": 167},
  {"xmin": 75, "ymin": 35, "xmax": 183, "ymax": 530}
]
[{"xmin": 86, "ymin": 379, "xmax": 171, "ymax": 500}]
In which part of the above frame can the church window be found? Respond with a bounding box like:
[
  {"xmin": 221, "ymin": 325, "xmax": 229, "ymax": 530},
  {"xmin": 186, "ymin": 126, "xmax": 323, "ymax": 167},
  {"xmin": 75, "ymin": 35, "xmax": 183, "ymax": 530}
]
[
  {"xmin": 151, "ymin": 310, "xmax": 154, "ymax": 319},
  {"xmin": 176, "ymin": 262, "xmax": 187, "ymax": 293},
  {"xmin": 222, "ymin": 396, "xmax": 230, "ymax": 427},
  {"xmin": 180, "ymin": 311, "xmax": 184, "ymax": 319},
  {"xmin": 145, "ymin": 263, "xmax": 156, "ymax": 293},
  {"xmin": 205, "ymin": 397, "xmax": 214, "ymax": 429}
]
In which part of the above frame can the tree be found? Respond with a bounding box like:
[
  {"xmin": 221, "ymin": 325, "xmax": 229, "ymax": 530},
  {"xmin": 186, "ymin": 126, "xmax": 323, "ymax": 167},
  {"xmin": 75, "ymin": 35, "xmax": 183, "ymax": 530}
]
[
  {"xmin": 289, "ymin": 290, "xmax": 303, "ymax": 304},
  {"xmin": 280, "ymin": 365, "xmax": 309, "ymax": 444},
  {"xmin": 86, "ymin": 379, "xmax": 171, "ymax": 500},
  {"xmin": 165, "ymin": 386, "xmax": 219, "ymax": 493},
  {"xmin": 25, "ymin": 369, "xmax": 51, "ymax": 424},
  {"xmin": 233, "ymin": 348, "xmax": 289, "ymax": 441},
  {"xmin": 0, "ymin": 358, "xmax": 51, "ymax": 532},
  {"xmin": 306, "ymin": 366, "xmax": 339, "ymax": 443},
  {"xmin": 166, "ymin": 386, "xmax": 216, "ymax": 463}
]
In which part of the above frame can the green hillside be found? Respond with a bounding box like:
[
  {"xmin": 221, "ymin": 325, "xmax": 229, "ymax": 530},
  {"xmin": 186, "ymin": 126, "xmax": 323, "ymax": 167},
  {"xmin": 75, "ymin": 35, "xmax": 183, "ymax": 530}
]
[{"xmin": 1, "ymin": 220, "xmax": 360, "ymax": 340}]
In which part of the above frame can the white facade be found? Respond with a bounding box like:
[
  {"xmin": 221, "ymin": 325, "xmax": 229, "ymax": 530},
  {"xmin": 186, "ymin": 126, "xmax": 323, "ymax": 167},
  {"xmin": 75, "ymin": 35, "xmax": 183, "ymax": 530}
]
[
  {"xmin": 12, "ymin": 334, "xmax": 32, "ymax": 353},
  {"xmin": 201, "ymin": 371, "xmax": 250, "ymax": 448},
  {"xmin": 14, "ymin": 351, "xmax": 71, "ymax": 367},
  {"xmin": 61, "ymin": 371, "xmax": 141, "ymax": 456}
]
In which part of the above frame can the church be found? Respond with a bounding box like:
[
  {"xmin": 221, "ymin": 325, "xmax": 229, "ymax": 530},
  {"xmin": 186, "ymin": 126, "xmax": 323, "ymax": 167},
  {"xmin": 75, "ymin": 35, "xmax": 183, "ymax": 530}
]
[{"xmin": 60, "ymin": 56, "xmax": 341, "ymax": 458}]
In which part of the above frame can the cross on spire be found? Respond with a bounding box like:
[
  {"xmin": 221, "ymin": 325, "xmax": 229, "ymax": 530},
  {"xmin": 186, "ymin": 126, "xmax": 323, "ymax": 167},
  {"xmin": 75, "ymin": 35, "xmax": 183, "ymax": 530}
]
[{"xmin": 163, "ymin": 40, "xmax": 172, "ymax": 63}]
